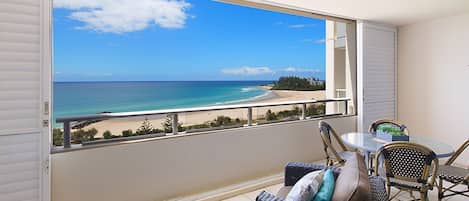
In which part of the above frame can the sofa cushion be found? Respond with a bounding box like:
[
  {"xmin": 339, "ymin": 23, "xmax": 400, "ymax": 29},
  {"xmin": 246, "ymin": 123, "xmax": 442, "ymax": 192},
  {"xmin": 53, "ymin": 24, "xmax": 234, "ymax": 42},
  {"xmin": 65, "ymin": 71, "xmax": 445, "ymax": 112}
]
[
  {"xmin": 276, "ymin": 186, "xmax": 292, "ymax": 199},
  {"xmin": 331, "ymin": 153, "xmax": 372, "ymax": 201},
  {"xmin": 285, "ymin": 170, "xmax": 324, "ymax": 201},
  {"xmin": 285, "ymin": 162, "xmax": 341, "ymax": 186},
  {"xmin": 313, "ymin": 169, "xmax": 335, "ymax": 201},
  {"xmin": 257, "ymin": 191, "xmax": 286, "ymax": 201}
]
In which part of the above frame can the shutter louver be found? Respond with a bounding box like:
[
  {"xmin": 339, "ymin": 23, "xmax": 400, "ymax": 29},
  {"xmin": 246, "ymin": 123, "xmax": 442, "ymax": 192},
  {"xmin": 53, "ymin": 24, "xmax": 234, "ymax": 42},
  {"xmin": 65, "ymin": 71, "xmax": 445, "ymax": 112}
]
[
  {"xmin": 0, "ymin": 1, "xmax": 43, "ymax": 200},
  {"xmin": 359, "ymin": 23, "xmax": 397, "ymax": 131}
]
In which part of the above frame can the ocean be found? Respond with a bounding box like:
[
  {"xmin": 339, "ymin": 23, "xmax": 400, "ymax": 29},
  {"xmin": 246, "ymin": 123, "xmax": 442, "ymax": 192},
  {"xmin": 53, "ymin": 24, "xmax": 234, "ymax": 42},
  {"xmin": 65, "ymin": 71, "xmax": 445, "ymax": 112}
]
[{"xmin": 53, "ymin": 81, "xmax": 273, "ymax": 124}]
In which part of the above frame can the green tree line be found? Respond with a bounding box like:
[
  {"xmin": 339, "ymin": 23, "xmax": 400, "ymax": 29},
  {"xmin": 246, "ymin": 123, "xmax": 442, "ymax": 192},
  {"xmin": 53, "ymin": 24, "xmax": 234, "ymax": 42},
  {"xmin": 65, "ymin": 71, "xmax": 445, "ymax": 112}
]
[{"xmin": 271, "ymin": 76, "xmax": 324, "ymax": 91}]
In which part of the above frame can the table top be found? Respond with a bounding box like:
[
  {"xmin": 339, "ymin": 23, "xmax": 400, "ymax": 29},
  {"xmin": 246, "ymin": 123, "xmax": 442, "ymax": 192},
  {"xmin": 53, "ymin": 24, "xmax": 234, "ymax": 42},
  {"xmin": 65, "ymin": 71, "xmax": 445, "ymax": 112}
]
[{"xmin": 341, "ymin": 132, "xmax": 454, "ymax": 158}]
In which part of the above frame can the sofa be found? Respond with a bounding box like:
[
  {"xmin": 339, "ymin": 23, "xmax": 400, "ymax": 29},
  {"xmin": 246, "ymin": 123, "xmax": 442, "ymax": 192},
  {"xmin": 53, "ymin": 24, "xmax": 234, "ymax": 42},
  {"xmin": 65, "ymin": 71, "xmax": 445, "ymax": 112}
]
[{"xmin": 256, "ymin": 153, "xmax": 387, "ymax": 201}]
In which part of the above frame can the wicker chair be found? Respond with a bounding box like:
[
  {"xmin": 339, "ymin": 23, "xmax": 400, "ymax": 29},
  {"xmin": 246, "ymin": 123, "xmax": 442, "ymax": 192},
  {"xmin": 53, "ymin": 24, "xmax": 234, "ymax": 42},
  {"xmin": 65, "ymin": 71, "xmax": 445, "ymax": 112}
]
[
  {"xmin": 318, "ymin": 121, "xmax": 354, "ymax": 166},
  {"xmin": 367, "ymin": 119, "xmax": 409, "ymax": 173},
  {"xmin": 369, "ymin": 119, "xmax": 409, "ymax": 136},
  {"xmin": 374, "ymin": 142, "xmax": 438, "ymax": 201},
  {"xmin": 437, "ymin": 139, "xmax": 469, "ymax": 200}
]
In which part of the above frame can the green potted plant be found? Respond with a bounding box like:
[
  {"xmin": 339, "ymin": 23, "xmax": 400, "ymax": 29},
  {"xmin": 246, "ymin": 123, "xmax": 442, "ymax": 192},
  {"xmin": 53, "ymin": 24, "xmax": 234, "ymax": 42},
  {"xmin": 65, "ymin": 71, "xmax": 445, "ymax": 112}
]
[{"xmin": 376, "ymin": 124, "xmax": 409, "ymax": 141}]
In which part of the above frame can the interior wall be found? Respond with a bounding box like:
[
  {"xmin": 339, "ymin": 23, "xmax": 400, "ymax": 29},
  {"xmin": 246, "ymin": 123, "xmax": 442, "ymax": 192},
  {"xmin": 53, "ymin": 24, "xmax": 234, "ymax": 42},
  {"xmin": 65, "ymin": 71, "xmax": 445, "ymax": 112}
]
[
  {"xmin": 397, "ymin": 12, "xmax": 469, "ymax": 166},
  {"xmin": 52, "ymin": 116, "xmax": 356, "ymax": 201}
]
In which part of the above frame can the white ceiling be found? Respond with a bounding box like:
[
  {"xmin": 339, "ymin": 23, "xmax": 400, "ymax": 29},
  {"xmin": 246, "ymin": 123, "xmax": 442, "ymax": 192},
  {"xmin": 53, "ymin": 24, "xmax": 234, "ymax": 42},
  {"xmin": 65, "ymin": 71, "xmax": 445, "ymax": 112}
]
[{"xmin": 242, "ymin": 0, "xmax": 469, "ymax": 26}]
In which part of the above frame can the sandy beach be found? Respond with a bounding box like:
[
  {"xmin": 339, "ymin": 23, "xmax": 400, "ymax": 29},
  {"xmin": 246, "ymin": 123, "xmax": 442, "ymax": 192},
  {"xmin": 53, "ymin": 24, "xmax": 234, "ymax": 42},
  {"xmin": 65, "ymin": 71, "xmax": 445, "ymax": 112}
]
[{"xmin": 81, "ymin": 89, "xmax": 325, "ymax": 137}]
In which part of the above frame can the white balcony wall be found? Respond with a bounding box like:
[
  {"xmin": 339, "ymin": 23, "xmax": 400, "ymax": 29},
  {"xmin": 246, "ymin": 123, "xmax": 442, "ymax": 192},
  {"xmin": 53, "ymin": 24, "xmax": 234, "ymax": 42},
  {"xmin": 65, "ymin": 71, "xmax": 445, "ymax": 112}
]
[
  {"xmin": 398, "ymin": 12, "xmax": 469, "ymax": 167},
  {"xmin": 51, "ymin": 116, "xmax": 356, "ymax": 201},
  {"xmin": 325, "ymin": 21, "xmax": 338, "ymax": 113}
]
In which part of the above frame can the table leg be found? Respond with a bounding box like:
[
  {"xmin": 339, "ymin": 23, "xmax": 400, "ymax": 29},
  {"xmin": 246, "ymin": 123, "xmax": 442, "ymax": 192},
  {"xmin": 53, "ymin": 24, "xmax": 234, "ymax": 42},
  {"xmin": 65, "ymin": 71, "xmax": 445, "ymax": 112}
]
[{"xmin": 364, "ymin": 151, "xmax": 373, "ymax": 175}]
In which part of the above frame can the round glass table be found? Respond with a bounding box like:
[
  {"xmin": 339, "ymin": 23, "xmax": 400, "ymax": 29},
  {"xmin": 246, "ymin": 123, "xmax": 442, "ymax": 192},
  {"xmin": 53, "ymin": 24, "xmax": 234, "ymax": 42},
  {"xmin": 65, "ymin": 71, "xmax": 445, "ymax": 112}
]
[{"xmin": 341, "ymin": 132, "xmax": 454, "ymax": 158}]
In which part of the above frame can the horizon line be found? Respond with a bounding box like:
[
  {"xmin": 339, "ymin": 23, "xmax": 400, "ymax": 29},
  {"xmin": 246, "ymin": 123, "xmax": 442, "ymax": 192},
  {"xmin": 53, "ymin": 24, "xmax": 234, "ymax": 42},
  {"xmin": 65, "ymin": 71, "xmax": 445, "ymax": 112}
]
[{"xmin": 53, "ymin": 80, "xmax": 278, "ymax": 83}]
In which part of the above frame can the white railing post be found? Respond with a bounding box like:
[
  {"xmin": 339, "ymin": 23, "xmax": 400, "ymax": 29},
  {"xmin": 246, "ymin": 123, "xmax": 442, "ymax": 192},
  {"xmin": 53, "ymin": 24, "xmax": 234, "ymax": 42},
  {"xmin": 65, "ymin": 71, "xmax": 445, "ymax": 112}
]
[
  {"xmin": 247, "ymin": 107, "xmax": 252, "ymax": 126},
  {"xmin": 301, "ymin": 103, "xmax": 307, "ymax": 120},
  {"xmin": 172, "ymin": 113, "xmax": 178, "ymax": 135}
]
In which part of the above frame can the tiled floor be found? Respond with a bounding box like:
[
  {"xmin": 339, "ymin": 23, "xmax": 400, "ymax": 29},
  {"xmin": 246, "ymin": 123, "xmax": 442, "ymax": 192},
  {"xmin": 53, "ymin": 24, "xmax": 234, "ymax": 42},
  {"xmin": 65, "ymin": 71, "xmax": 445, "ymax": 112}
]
[
  {"xmin": 222, "ymin": 182, "xmax": 468, "ymax": 201},
  {"xmin": 387, "ymin": 185, "xmax": 468, "ymax": 201},
  {"xmin": 222, "ymin": 183, "xmax": 283, "ymax": 201},
  {"xmin": 218, "ymin": 158, "xmax": 467, "ymax": 201}
]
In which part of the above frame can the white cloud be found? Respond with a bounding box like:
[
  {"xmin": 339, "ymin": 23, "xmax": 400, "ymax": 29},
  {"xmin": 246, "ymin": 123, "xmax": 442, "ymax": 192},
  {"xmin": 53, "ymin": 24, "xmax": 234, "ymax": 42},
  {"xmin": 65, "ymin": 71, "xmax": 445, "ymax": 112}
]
[
  {"xmin": 283, "ymin": 67, "xmax": 320, "ymax": 73},
  {"xmin": 54, "ymin": 0, "xmax": 191, "ymax": 33},
  {"xmin": 289, "ymin": 24, "xmax": 306, "ymax": 28},
  {"xmin": 221, "ymin": 66, "xmax": 321, "ymax": 76},
  {"xmin": 314, "ymin": 38, "xmax": 326, "ymax": 43},
  {"xmin": 54, "ymin": 71, "xmax": 113, "ymax": 77},
  {"xmin": 288, "ymin": 23, "xmax": 315, "ymax": 29},
  {"xmin": 284, "ymin": 67, "xmax": 297, "ymax": 72},
  {"xmin": 302, "ymin": 38, "xmax": 326, "ymax": 43},
  {"xmin": 221, "ymin": 66, "xmax": 275, "ymax": 76}
]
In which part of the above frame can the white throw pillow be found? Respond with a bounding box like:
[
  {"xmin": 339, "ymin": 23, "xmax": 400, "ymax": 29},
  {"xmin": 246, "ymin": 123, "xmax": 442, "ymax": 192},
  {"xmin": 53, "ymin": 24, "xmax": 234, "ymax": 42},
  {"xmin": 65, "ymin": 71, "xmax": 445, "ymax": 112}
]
[{"xmin": 285, "ymin": 170, "xmax": 325, "ymax": 201}]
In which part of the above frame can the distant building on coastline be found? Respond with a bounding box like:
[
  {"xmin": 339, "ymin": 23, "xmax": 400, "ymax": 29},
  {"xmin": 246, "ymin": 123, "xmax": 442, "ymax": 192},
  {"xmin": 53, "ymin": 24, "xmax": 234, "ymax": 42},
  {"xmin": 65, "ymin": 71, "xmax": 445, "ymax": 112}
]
[{"xmin": 307, "ymin": 77, "xmax": 325, "ymax": 86}]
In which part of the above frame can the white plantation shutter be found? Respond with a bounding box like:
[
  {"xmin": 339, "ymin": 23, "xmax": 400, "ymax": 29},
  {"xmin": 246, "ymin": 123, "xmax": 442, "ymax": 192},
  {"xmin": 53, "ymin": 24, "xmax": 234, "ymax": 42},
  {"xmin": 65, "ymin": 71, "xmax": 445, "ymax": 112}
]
[
  {"xmin": 357, "ymin": 22, "xmax": 397, "ymax": 132},
  {"xmin": 0, "ymin": 0, "xmax": 51, "ymax": 201}
]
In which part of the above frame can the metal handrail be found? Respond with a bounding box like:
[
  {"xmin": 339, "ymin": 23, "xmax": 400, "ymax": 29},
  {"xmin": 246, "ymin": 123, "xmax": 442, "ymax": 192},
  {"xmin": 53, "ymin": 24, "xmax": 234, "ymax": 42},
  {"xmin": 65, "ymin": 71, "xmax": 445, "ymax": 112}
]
[{"xmin": 56, "ymin": 98, "xmax": 350, "ymax": 148}]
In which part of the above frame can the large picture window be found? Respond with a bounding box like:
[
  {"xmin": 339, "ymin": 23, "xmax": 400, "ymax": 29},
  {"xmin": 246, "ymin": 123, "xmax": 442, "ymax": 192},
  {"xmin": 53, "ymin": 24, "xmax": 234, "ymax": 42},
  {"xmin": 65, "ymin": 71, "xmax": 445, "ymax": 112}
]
[{"xmin": 52, "ymin": 0, "xmax": 356, "ymax": 147}]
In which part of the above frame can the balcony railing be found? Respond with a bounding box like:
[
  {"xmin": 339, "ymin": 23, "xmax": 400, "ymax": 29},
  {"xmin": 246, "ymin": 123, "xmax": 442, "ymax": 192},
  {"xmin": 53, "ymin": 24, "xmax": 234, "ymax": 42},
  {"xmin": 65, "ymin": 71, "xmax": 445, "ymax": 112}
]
[
  {"xmin": 335, "ymin": 88, "xmax": 347, "ymax": 98},
  {"xmin": 55, "ymin": 98, "xmax": 350, "ymax": 149}
]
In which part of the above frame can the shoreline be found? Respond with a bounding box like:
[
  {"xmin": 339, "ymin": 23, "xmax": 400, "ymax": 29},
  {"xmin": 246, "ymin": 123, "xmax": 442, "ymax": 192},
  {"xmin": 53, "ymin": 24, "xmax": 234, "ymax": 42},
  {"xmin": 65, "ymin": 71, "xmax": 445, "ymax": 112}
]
[
  {"xmin": 74, "ymin": 88, "xmax": 325, "ymax": 137},
  {"xmin": 210, "ymin": 86, "xmax": 279, "ymax": 106}
]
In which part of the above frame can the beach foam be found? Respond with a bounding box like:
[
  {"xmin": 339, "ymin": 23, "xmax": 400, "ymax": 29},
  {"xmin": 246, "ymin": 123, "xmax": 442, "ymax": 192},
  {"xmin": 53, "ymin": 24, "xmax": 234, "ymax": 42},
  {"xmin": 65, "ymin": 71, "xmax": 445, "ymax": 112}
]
[
  {"xmin": 213, "ymin": 90, "xmax": 277, "ymax": 105},
  {"xmin": 240, "ymin": 87, "xmax": 257, "ymax": 92}
]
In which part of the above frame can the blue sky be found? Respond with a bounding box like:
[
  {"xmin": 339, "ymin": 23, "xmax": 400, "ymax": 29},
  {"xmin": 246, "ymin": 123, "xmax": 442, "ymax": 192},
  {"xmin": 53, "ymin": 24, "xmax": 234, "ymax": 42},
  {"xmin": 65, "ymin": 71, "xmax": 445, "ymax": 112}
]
[{"xmin": 53, "ymin": 0, "xmax": 325, "ymax": 81}]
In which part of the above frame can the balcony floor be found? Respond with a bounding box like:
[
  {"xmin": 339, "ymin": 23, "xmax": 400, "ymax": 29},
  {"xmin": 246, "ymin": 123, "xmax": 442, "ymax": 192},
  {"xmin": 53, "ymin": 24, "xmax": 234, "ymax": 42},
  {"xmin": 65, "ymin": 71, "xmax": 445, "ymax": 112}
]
[
  {"xmin": 222, "ymin": 183, "xmax": 283, "ymax": 201},
  {"xmin": 222, "ymin": 180, "xmax": 468, "ymax": 201}
]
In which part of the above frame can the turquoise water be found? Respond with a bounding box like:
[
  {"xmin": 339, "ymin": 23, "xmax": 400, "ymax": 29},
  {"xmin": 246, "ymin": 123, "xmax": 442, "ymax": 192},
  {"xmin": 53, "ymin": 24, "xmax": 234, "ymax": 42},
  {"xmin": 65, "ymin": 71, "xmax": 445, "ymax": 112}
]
[{"xmin": 53, "ymin": 81, "xmax": 272, "ymax": 124}]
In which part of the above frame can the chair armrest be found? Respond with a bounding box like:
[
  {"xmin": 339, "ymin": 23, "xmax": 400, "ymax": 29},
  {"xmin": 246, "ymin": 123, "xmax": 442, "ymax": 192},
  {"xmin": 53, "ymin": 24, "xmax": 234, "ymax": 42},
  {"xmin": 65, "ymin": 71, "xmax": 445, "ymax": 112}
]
[
  {"xmin": 369, "ymin": 176, "xmax": 388, "ymax": 201},
  {"xmin": 256, "ymin": 191, "xmax": 285, "ymax": 201},
  {"xmin": 284, "ymin": 162, "xmax": 341, "ymax": 186}
]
